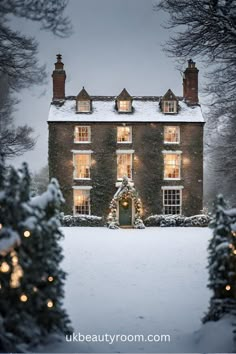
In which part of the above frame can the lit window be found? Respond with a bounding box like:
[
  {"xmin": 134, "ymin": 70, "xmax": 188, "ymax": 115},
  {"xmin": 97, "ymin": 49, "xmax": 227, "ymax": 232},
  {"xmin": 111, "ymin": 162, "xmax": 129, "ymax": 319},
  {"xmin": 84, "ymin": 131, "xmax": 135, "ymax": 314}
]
[
  {"xmin": 163, "ymin": 101, "xmax": 177, "ymax": 113},
  {"xmin": 117, "ymin": 127, "xmax": 132, "ymax": 143},
  {"xmin": 74, "ymin": 190, "xmax": 90, "ymax": 215},
  {"xmin": 117, "ymin": 153, "xmax": 132, "ymax": 180},
  {"xmin": 74, "ymin": 126, "xmax": 91, "ymax": 143},
  {"xmin": 74, "ymin": 154, "xmax": 91, "ymax": 179},
  {"xmin": 164, "ymin": 153, "xmax": 181, "ymax": 179},
  {"xmin": 77, "ymin": 100, "xmax": 91, "ymax": 113},
  {"xmin": 163, "ymin": 189, "xmax": 182, "ymax": 214},
  {"xmin": 164, "ymin": 126, "xmax": 180, "ymax": 144},
  {"xmin": 119, "ymin": 101, "xmax": 131, "ymax": 112}
]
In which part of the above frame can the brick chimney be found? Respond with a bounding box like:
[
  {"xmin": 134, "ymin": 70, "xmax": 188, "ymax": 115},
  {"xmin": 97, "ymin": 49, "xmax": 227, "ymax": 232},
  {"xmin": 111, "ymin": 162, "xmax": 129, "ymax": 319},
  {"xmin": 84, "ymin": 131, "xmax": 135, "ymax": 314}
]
[
  {"xmin": 52, "ymin": 54, "xmax": 66, "ymax": 101},
  {"xmin": 183, "ymin": 59, "xmax": 199, "ymax": 105}
]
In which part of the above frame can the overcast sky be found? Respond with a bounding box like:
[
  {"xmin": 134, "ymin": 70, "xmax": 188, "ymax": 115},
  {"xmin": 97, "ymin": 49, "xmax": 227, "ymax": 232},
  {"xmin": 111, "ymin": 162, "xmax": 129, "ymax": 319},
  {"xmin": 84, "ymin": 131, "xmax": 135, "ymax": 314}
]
[{"xmin": 12, "ymin": 0, "xmax": 204, "ymax": 172}]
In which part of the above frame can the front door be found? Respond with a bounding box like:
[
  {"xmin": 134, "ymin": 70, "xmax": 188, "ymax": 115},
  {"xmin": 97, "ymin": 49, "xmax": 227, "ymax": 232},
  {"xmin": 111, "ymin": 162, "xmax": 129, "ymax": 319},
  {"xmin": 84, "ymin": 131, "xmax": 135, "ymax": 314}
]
[{"xmin": 119, "ymin": 198, "xmax": 132, "ymax": 226}]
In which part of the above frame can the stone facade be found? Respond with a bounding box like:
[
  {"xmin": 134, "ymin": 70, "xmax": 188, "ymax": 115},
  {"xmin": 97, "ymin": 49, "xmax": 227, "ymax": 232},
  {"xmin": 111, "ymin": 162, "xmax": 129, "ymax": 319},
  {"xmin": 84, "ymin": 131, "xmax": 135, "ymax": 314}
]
[{"xmin": 48, "ymin": 121, "xmax": 204, "ymax": 218}]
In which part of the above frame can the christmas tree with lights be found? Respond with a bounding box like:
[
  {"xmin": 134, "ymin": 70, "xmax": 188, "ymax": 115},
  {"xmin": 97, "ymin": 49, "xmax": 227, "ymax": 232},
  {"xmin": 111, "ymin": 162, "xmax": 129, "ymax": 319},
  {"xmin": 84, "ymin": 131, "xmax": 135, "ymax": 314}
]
[
  {"xmin": 0, "ymin": 160, "xmax": 71, "ymax": 351},
  {"xmin": 203, "ymin": 195, "xmax": 236, "ymax": 323}
]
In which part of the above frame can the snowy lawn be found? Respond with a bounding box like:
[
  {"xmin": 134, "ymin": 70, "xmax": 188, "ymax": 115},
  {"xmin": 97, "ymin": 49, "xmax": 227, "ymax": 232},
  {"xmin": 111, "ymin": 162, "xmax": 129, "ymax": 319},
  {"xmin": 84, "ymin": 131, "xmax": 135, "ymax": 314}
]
[{"xmin": 38, "ymin": 227, "xmax": 234, "ymax": 353}]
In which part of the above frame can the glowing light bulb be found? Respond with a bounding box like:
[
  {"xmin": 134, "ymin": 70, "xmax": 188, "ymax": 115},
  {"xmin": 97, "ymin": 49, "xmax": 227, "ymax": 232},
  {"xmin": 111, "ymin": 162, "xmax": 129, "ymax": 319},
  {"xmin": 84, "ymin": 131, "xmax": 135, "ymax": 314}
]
[
  {"xmin": 12, "ymin": 255, "xmax": 18, "ymax": 265},
  {"xmin": 24, "ymin": 230, "xmax": 31, "ymax": 238},
  {"xmin": 20, "ymin": 294, "xmax": 28, "ymax": 302},
  {"xmin": 233, "ymin": 250, "xmax": 236, "ymax": 255},
  {"xmin": 33, "ymin": 286, "xmax": 38, "ymax": 292},
  {"xmin": 1, "ymin": 262, "xmax": 10, "ymax": 273},
  {"xmin": 0, "ymin": 223, "xmax": 2, "ymax": 230},
  {"xmin": 48, "ymin": 276, "xmax": 54, "ymax": 282},
  {"xmin": 47, "ymin": 300, "xmax": 54, "ymax": 308},
  {"xmin": 226, "ymin": 285, "xmax": 231, "ymax": 291}
]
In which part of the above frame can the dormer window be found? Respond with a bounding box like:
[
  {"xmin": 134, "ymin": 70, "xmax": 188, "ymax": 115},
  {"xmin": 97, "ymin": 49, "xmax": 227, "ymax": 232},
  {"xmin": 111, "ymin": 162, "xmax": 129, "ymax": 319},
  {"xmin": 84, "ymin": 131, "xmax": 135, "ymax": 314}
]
[
  {"xmin": 119, "ymin": 101, "xmax": 131, "ymax": 112},
  {"xmin": 76, "ymin": 87, "xmax": 92, "ymax": 113},
  {"xmin": 161, "ymin": 89, "xmax": 178, "ymax": 114},
  {"xmin": 163, "ymin": 101, "xmax": 177, "ymax": 113},
  {"xmin": 77, "ymin": 100, "xmax": 91, "ymax": 113},
  {"xmin": 116, "ymin": 88, "xmax": 132, "ymax": 113}
]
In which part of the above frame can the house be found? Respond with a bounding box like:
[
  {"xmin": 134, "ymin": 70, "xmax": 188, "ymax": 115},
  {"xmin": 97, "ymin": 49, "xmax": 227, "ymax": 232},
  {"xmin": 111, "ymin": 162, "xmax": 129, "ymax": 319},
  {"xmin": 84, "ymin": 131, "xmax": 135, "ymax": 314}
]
[{"xmin": 48, "ymin": 55, "xmax": 204, "ymax": 226}]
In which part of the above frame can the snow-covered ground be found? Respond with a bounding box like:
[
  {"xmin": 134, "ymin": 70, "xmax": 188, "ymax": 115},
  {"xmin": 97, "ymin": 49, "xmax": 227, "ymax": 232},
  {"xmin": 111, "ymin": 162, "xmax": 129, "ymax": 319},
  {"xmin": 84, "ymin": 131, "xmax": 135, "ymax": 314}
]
[{"xmin": 38, "ymin": 227, "xmax": 234, "ymax": 353}]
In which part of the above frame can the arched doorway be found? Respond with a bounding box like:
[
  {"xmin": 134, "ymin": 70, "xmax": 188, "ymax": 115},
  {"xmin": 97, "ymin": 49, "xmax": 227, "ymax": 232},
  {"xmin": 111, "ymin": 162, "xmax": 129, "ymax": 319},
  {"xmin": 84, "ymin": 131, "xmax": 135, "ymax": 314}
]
[{"xmin": 107, "ymin": 177, "xmax": 145, "ymax": 229}]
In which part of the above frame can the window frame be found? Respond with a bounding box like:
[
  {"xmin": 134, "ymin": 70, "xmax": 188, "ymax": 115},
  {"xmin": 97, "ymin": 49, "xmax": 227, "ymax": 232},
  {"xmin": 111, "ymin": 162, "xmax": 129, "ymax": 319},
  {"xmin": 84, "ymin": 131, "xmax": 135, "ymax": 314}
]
[
  {"xmin": 164, "ymin": 126, "xmax": 180, "ymax": 144},
  {"xmin": 74, "ymin": 126, "xmax": 91, "ymax": 144},
  {"xmin": 162, "ymin": 187, "xmax": 183, "ymax": 215},
  {"xmin": 73, "ymin": 188, "xmax": 91, "ymax": 216},
  {"xmin": 117, "ymin": 126, "xmax": 132, "ymax": 143},
  {"xmin": 77, "ymin": 100, "xmax": 91, "ymax": 113},
  {"xmin": 118, "ymin": 100, "xmax": 132, "ymax": 113},
  {"xmin": 163, "ymin": 151, "xmax": 182, "ymax": 180},
  {"xmin": 163, "ymin": 101, "xmax": 177, "ymax": 114},
  {"xmin": 116, "ymin": 151, "xmax": 133, "ymax": 180},
  {"xmin": 73, "ymin": 152, "xmax": 92, "ymax": 180}
]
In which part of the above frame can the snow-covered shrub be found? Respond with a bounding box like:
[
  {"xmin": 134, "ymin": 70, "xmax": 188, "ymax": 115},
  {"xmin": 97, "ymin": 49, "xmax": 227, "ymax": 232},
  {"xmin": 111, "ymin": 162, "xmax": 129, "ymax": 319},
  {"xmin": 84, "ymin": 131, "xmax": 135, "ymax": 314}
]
[
  {"xmin": 133, "ymin": 215, "xmax": 145, "ymax": 229},
  {"xmin": 160, "ymin": 216, "xmax": 177, "ymax": 227},
  {"xmin": 185, "ymin": 214, "xmax": 210, "ymax": 227},
  {"xmin": 144, "ymin": 214, "xmax": 211, "ymax": 227},
  {"xmin": 108, "ymin": 221, "xmax": 120, "ymax": 229},
  {"xmin": 62, "ymin": 214, "xmax": 104, "ymax": 227},
  {"xmin": 144, "ymin": 215, "xmax": 163, "ymax": 227}
]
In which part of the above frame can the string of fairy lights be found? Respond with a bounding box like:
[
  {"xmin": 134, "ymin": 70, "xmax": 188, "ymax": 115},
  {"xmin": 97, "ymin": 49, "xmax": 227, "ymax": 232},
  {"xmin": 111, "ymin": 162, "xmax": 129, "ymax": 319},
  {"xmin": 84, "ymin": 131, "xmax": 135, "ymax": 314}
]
[
  {"xmin": 0, "ymin": 227, "xmax": 55, "ymax": 308},
  {"xmin": 222, "ymin": 230, "xmax": 236, "ymax": 293}
]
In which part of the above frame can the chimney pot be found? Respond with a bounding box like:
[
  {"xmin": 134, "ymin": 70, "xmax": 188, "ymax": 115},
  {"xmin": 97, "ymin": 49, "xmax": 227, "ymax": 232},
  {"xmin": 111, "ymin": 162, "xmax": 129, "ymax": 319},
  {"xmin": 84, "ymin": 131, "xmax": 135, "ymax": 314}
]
[
  {"xmin": 52, "ymin": 54, "xmax": 66, "ymax": 101},
  {"xmin": 183, "ymin": 60, "xmax": 199, "ymax": 105}
]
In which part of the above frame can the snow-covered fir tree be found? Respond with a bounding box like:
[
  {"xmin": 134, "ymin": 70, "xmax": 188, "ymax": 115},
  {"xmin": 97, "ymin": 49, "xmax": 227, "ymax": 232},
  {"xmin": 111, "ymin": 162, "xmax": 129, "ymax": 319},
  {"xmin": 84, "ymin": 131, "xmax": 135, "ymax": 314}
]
[
  {"xmin": 203, "ymin": 195, "xmax": 236, "ymax": 323},
  {"xmin": 0, "ymin": 160, "xmax": 71, "ymax": 352}
]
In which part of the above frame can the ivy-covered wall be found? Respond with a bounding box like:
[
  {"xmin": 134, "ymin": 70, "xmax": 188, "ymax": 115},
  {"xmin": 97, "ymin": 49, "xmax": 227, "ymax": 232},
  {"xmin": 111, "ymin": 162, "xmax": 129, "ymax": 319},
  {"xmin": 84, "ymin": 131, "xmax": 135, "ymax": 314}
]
[{"xmin": 48, "ymin": 122, "xmax": 204, "ymax": 217}]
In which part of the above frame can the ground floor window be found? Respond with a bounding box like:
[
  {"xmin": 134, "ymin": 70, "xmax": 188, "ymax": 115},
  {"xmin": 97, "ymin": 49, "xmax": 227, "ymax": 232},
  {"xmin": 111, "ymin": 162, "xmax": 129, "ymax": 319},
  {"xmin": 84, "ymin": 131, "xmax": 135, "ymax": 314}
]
[
  {"xmin": 163, "ymin": 188, "xmax": 182, "ymax": 214},
  {"xmin": 73, "ymin": 189, "xmax": 90, "ymax": 215}
]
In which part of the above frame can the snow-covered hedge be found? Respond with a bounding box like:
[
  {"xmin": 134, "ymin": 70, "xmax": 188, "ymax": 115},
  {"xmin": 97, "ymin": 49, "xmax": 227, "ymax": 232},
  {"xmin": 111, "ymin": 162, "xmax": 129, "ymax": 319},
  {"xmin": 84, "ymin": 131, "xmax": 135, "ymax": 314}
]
[
  {"xmin": 61, "ymin": 214, "xmax": 104, "ymax": 227},
  {"xmin": 144, "ymin": 214, "xmax": 211, "ymax": 227}
]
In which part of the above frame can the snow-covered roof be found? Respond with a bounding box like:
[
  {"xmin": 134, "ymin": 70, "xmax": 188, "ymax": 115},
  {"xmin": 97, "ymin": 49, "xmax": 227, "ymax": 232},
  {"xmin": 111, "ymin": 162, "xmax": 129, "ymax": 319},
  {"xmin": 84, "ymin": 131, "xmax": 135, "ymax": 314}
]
[{"xmin": 48, "ymin": 97, "xmax": 204, "ymax": 123}]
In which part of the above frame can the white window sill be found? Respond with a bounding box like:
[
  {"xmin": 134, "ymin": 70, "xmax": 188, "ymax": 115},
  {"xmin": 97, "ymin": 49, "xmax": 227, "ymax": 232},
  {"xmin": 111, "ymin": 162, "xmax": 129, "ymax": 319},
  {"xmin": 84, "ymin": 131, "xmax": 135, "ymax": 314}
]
[
  {"xmin": 117, "ymin": 141, "xmax": 132, "ymax": 144},
  {"xmin": 164, "ymin": 142, "xmax": 180, "ymax": 145},
  {"xmin": 73, "ymin": 178, "xmax": 91, "ymax": 181},
  {"xmin": 72, "ymin": 186, "xmax": 93, "ymax": 190},
  {"xmin": 164, "ymin": 178, "xmax": 181, "ymax": 181},
  {"xmin": 73, "ymin": 213, "xmax": 91, "ymax": 217},
  {"xmin": 161, "ymin": 186, "xmax": 184, "ymax": 190},
  {"xmin": 74, "ymin": 141, "xmax": 91, "ymax": 144}
]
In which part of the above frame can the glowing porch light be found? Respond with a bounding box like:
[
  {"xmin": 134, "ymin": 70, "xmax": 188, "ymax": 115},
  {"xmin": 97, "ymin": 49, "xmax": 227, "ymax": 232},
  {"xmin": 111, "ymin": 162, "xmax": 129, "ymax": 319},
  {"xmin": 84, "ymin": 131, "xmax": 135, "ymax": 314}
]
[
  {"xmin": 48, "ymin": 276, "xmax": 54, "ymax": 282},
  {"xmin": 225, "ymin": 285, "xmax": 231, "ymax": 291}
]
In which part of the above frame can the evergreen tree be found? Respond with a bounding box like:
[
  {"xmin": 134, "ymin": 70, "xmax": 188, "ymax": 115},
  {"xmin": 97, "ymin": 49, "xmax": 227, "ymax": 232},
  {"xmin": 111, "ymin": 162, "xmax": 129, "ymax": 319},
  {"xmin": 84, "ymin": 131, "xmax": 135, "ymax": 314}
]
[
  {"xmin": 0, "ymin": 161, "xmax": 71, "ymax": 351},
  {"xmin": 203, "ymin": 195, "xmax": 236, "ymax": 322}
]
